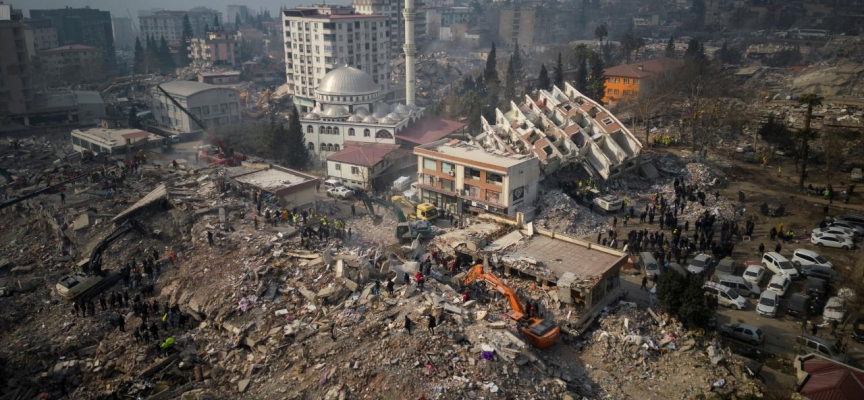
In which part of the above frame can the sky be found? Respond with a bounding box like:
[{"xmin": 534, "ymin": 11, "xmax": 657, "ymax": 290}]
[{"xmin": 7, "ymin": 0, "xmax": 351, "ymax": 20}]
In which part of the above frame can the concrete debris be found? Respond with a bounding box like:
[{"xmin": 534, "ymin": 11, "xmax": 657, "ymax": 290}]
[{"xmin": 535, "ymin": 190, "xmax": 611, "ymax": 236}]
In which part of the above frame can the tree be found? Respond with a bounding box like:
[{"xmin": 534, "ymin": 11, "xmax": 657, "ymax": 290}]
[
  {"xmin": 574, "ymin": 46, "xmax": 589, "ymax": 93},
  {"xmin": 133, "ymin": 37, "xmax": 145, "ymax": 74},
  {"xmin": 594, "ymin": 23, "xmax": 608, "ymax": 45},
  {"xmin": 484, "ymin": 42, "xmax": 498, "ymax": 84},
  {"xmin": 235, "ymin": 14, "xmax": 242, "ymax": 28},
  {"xmin": 158, "ymin": 36, "xmax": 175, "ymax": 71},
  {"xmin": 511, "ymin": 39, "xmax": 523, "ymax": 79},
  {"xmin": 127, "ymin": 104, "xmax": 139, "ymax": 128},
  {"xmin": 182, "ymin": 14, "xmax": 193, "ymax": 38},
  {"xmin": 213, "ymin": 14, "xmax": 220, "ymax": 30},
  {"xmin": 797, "ymin": 93, "xmax": 823, "ymax": 188},
  {"xmin": 504, "ymin": 55, "xmax": 516, "ymax": 103},
  {"xmin": 537, "ymin": 64, "xmax": 551, "ymax": 91},
  {"xmin": 586, "ymin": 51, "xmax": 605, "ymax": 103},
  {"xmin": 758, "ymin": 113, "xmax": 794, "ymax": 151},
  {"xmin": 553, "ymin": 52, "xmax": 564, "ymax": 88},
  {"xmin": 665, "ymin": 35, "xmax": 676, "ymax": 58},
  {"xmin": 620, "ymin": 33, "xmax": 636, "ymax": 63},
  {"xmin": 179, "ymin": 14, "xmax": 193, "ymax": 67},
  {"xmin": 656, "ymin": 271, "xmax": 713, "ymax": 330},
  {"xmin": 145, "ymin": 35, "xmax": 159, "ymax": 73},
  {"xmin": 283, "ymin": 106, "xmax": 309, "ymax": 169}
]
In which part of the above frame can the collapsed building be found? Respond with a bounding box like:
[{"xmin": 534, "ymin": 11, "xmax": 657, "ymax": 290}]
[{"xmin": 476, "ymin": 83, "xmax": 643, "ymax": 181}]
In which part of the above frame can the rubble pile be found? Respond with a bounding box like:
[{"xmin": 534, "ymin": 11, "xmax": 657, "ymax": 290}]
[
  {"xmin": 534, "ymin": 190, "xmax": 611, "ymax": 236},
  {"xmin": 578, "ymin": 304, "xmax": 765, "ymax": 399}
]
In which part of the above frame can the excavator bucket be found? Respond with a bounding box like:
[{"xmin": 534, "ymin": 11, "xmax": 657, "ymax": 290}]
[{"xmin": 370, "ymin": 214, "xmax": 383, "ymax": 225}]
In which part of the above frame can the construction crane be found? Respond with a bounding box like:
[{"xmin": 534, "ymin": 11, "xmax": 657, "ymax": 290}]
[
  {"xmin": 463, "ymin": 264, "xmax": 561, "ymax": 349},
  {"xmin": 359, "ymin": 191, "xmax": 432, "ymax": 242},
  {"xmin": 56, "ymin": 219, "xmax": 150, "ymax": 301}
]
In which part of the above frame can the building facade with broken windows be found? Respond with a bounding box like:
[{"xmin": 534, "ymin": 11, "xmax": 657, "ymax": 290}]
[
  {"xmin": 413, "ymin": 139, "xmax": 540, "ymax": 217},
  {"xmin": 476, "ymin": 83, "xmax": 642, "ymax": 181}
]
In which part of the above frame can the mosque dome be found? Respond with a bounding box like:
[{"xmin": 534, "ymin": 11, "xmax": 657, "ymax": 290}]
[
  {"xmin": 362, "ymin": 115, "xmax": 378, "ymax": 124},
  {"xmin": 386, "ymin": 112, "xmax": 402, "ymax": 121},
  {"xmin": 323, "ymin": 106, "xmax": 348, "ymax": 118},
  {"xmin": 392, "ymin": 104, "xmax": 411, "ymax": 115},
  {"xmin": 316, "ymin": 66, "xmax": 380, "ymax": 96},
  {"xmin": 354, "ymin": 107, "xmax": 370, "ymax": 116},
  {"xmin": 304, "ymin": 112, "xmax": 321, "ymax": 120},
  {"xmin": 378, "ymin": 116, "xmax": 396, "ymax": 124},
  {"xmin": 347, "ymin": 114, "xmax": 363, "ymax": 122}
]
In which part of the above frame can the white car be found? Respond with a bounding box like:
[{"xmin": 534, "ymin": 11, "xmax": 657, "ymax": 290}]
[
  {"xmin": 718, "ymin": 323, "xmax": 765, "ymax": 345},
  {"xmin": 811, "ymin": 232, "xmax": 855, "ymax": 250},
  {"xmin": 326, "ymin": 186, "xmax": 354, "ymax": 199},
  {"xmin": 767, "ymin": 274, "xmax": 791, "ymax": 297},
  {"xmin": 791, "ymin": 249, "xmax": 833, "ymax": 268},
  {"xmin": 829, "ymin": 221, "xmax": 864, "ymax": 236},
  {"xmin": 743, "ymin": 264, "xmax": 766, "ymax": 285},
  {"xmin": 823, "ymin": 296, "xmax": 846, "ymax": 323},
  {"xmin": 687, "ymin": 253, "xmax": 713, "ymax": 275},
  {"xmin": 812, "ymin": 227, "xmax": 857, "ymax": 240},
  {"xmin": 756, "ymin": 291, "xmax": 779, "ymax": 318}
]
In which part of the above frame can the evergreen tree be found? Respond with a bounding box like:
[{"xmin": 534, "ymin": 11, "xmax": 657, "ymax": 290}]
[
  {"xmin": 461, "ymin": 75, "xmax": 475, "ymax": 94},
  {"xmin": 284, "ymin": 106, "xmax": 309, "ymax": 169},
  {"xmin": 511, "ymin": 39, "xmax": 523, "ymax": 78},
  {"xmin": 159, "ymin": 36, "xmax": 175, "ymax": 71},
  {"xmin": 204, "ymin": 23, "xmax": 210, "ymax": 33},
  {"xmin": 213, "ymin": 14, "xmax": 220, "ymax": 30},
  {"xmin": 553, "ymin": 52, "xmax": 564, "ymax": 88},
  {"xmin": 484, "ymin": 42, "xmax": 498, "ymax": 84},
  {"xmin": 665, "ymin": 35, "xmax": 676, "ymax": 58},
  {"xmin": 504, "ymin": 55, "xmax": 516, "ymax": 102},
  {"xmin": 127, "ymin": 104, "xmax": 139, "ymax": 128},
  {"xmin": 684, "ymin": 38, "xmax": 705, "ymax": 60},
  {"xmin": 182, "ymin": 14, "xmax": 193, "ymax": 38},
  {"xmin": 179, "ymin": 15, "xmax": 193, "ymax": 66},
  {"xmin": 575, "ymin": 56, "xmax": 588, "ymax": 93},
  {"xmin": 145, "ymin": 35, "xmax": 158, "ymax": 73},
  {"xmin": 463, "ymin": 91, "xmax": 482, "ymax": 133},
  {"xmin": 475, "ymin": 75, "xmax": 487, "ymax": 98},
  {"xmin": 537, "ymin": 64, "xmax": 550, "ymax": 91},
  {"xmin": 235, "ymin": 14, "xmax": 242, "ymax": 28},
  {"xmin": 133, "ymin": 37, "xmax": 145, "ymax": 74},
  {"xmin": 587, "ymin": 51, "xmax": 606, "ymax": 103}
]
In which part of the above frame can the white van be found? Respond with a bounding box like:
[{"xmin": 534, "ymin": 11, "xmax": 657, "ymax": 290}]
[
  {"xmin": 715, "ymin": 274, "xmax": 761, "ymax": 299},
  {"xmin": 703, "ymin": 281, "xmax": 747, "ymax": 310},
  {"xmin": 762, "ymin": 252, "xmax": 800, "ymax": 280},
  {"xmin": 323, "ymin": 178, "xmax": 342, "ymax": 189}
]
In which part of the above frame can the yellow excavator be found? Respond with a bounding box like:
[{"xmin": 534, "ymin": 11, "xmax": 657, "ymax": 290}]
[
  {"xmin": 390, "ymin": 195, "xmax": 438, "ymax": 221},
  {"xmin": 242, "ymin": 88, "xmax": 271, "ymax": 119}
]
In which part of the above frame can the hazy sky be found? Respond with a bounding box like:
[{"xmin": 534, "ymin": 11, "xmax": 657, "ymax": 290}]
[{"xmin": 8, "ymin": 0, "xmax": 351, "ymax": 19}]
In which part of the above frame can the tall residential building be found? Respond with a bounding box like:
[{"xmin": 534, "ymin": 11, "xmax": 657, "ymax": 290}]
[
  {"xmin": 23, "ymin": 19, "xmax": 58, "ymax": 57},
  {"xmin": 498, "ymin": 5, "xmax": 535, "ymax": 47},
  {"xmin": 151, "ymin": 81, "xmax": 240, "ymax": 133},
  {"xmin": 0, "ymin": 4, "xmax": 32, "ymax": 119},
  {"xmin": 111, "ymin": 17, "xmax": 135, "ymax": 50},
  {"xmin": 138, "ymin": 8, "xmax": 220, "ymax": 45},
  {"xmin": 226, "ymin": 5, "xmax": 251, "ymax": 26},
  {"xmin": 353, "ymin": 0, "xmax": 426, "ymax": 59},
  {"xmin": 189, "ymin": 31, "xmax": 240, "ymax": 67},
  {"xmin": 424, "ymin": 6, "xmax": 472, "ymax": 40},
  {"xmin": 282, "ymin": 5, "xmax": 390, "ymax": 110},
  {"xmin": 29, "ymin": 7, "xmax": 116, "ymax": 69},
  {"xmin": 38, "ymin": 45, "xmax": 103, "ymax": 80}
]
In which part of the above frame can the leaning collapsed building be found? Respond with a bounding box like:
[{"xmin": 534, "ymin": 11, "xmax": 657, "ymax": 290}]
[{"xmin": 477, "ymin": 83, "xmax": 643, "ymax": 180}]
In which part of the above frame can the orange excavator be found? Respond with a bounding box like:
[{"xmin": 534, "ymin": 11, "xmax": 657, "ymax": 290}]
[{"xmin": 463, "ymin": 264, "xmax": 561, "ymax": 349}]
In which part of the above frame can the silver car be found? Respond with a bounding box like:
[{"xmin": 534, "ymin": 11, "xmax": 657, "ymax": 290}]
[{"xmin": 756, "ymin": 291, "xmax": 779, "ymax": 318}]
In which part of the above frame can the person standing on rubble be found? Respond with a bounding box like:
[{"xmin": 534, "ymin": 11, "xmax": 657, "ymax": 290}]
[
  {"xmin": 386, "ymin": 279, "xmax": 395, "ymax": 296},
  {"xmin": 640, "ymin": 276, "xmax": 648, "ymax": 291},
  {"xmin": 427, "ymin": 314, "xmax": 437, "ymax": 334},
  {"xmin": 404, "ymin": 316, "xmax": 413, "ymax": 335},
  {"xmin": 98, "ymin": 293, "xmax": 107, "ymax": 311},
  {"xmin": 207, "ymin": 231, "xmax": 214, "ymax": 247}
]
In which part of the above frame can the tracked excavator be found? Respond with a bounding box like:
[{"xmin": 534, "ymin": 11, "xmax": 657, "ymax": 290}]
[
  {"xmin": 359, "ymin": 191, "xmax": 432, "ymax": 242},
  {"xmin": 56, "ymin": 219, "xmax": 150, "ymax": 301},
  {"xmin": 463, "ymin": 264, "xmax": 561, "ymax": 349}
]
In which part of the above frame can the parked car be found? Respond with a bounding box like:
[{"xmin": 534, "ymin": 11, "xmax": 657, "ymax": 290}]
[
  {"xmin": 800, "ymin": 265, "xmax": 840, "ymax": 282},
  {"xmin": 812, "ymin": 227, "xmax": 858, "ymax": 240},
  {"xmin": 323, "ymin": 178, "xmax": 342, "ymax": 189},
  {"xmin": 852, "ymin": 315, "xmax": 864, "ymax": 344},
  {"xmin": 715, "ymin": 274, "xmax": 761, "ymax": 299},
  {"xmin": 718, "ymin": 323, "xmax": 765, "ymax": 345},
  {"xmin": 767, "ymin": 274, "xmax": 792, "ymax": 297},
  {"xmin": 791, "ymin": 249, "xmax": 833, "ymax": 268},
  {"xmin": 756, "ymin": 291, "xmax": 779, "ymax": 318},
  {"xmin": 786, "ymin": 293, "xmax": 812, "ymax": 319},
  {"xmin": 326, "ymin": 186, "xmax": 354, "ymax": 199},
  {"xmin": 796, "ymin": 335, "xmax": 845, "ymax": 361},
  {"xmin": 715, "ymin": 258, "xmax": 736, "ymax": 276},
  {"xmin": 806, "ymin": 277, "xmax": 828, "ymax": 298},
  {"xmin": 703, "ymin": 282, "xmax": 748, "ymax": 310},
  {"xmin": 823, "ymin": 296, "xmax": 846, "ymax": 323},
  {"xmin": 811, "ymin": 232, "xmax": 855, "ymax": 250},
  {"xmin": 743, "ymin": 264, "xmax": 766, "ymax": 286},
  {"xmin": 828, "ymin": 221, "xmax": 864, "ymax": 236},
  {"xmin": 834, "ymin": 214, "xmax": 864, "ymax": 228},
  {"xmin": 688, "ymin": 253, "xmax": 714, "ymax": 275},
  {"xmin": 762, "ymin": 252, "xmax": 800, "ymax": 280},
  {"xmin": 641, "ymin": 252, "xmax": 661, "ymax": 279}
]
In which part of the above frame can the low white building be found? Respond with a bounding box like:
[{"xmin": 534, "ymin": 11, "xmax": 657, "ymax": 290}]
[
  {"xmin": 229, "ymin": 165, "xmax": 320, "ymax": 211},
  {"xmin": 326, "ymin": 141, "xmax": 404, "ymax": 190},
  {"xmin": 151, "ymin": 81, "xmax": 240, "ymax": 133},
  {"xmin": 71, "ymin": 127, "xmax": 162, "ymax": 156},
  {"xmin": 413, "ymin": 139, "xmax": 541, "ymax": 217}
]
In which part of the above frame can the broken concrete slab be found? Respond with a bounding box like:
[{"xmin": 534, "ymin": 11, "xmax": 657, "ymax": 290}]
[
  {"xmin": 237, "ymin": 378, "xmax": 250, "ymax": 393},
  {"xmin": 72, "ymin": 213, "xmax": 91, "ymax": 231}
]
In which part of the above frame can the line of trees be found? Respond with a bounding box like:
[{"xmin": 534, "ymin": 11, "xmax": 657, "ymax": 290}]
[{"xmin": 212, "ymin": 106, "xmax": 309, "ymax": 170}]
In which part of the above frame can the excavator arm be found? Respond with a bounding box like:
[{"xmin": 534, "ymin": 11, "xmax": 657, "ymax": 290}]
[
  {"xmin": 463, "ymin": 264, "xmax": 526, "ymax": 321},
  {"xmin": 359, "ymin": 191, "xmax": 408, "ymax": 223},
  {"xmin": 86, "ymin": 219, "xmax": 149, "ymax": 275}
]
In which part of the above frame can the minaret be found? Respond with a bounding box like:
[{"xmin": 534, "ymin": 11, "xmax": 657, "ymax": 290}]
[{"xmin": 403, "ymin": 0, "xmax": 416, "ymax": 106}]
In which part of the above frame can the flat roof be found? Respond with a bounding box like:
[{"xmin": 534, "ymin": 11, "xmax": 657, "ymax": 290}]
[
  {"xmin": 73, "ymin": 91, "xmax": 104, "ymax": 105},
  {"xmin": 72, "ymin": 127, "xmax": 161, "ymax": 148},
  {"xmin": 415, "ymin": 139, "xmax": 535, "ymax": 172},
  {"xmin": 158, "ymin": 80, "xmax": 223, "ymax": 97},
  {"xmin": 231, "ymin": 165, "xmax": 320, "ymax": 197},
  {"xmin": 198, "ymin": 71, "xmax": 241, "ymax": 77},
  {"xmin": 499, "ymin": 234, "xmax": 623, "ymax": 280},
  {"xmin": 40, "ymin": 44, "xmax": 97, "ymax": 53},
  {"xmin": 396, "ymin": 117, "xmax": 465, "ymax": 145}
]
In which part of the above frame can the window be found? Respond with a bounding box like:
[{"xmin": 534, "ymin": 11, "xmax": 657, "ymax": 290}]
[
  {"xmin": 202, "ymin": 106, "xmax": 210, "ymax": 115},
  {"xmin": 441, "ymin": 179, "xmax": 455, "ymax": 192},
  {"xmin": 423, "ymin": 158, "xmax": 437, "ymax": 171},
  {"xmin": 486, "ymin": 190, "xmax": 501, "ymax": 204},
  {"xmin": 326, "ymin": 127, "xmax": 332, "ymax": 135},
  {"xmin": 308, "ymin": 142, "xmax": 314, "ymax": 150},
  {"xmin": 334, "ymin": 144, "xmax": 340, "ymax": 151},
  {"xmin": 485, "ymin": 173, "xmax": 503, "ymax": 186},
  {"xmin": 334, "ymin": 127, "xmax": 339, "ymax": 135},
  {"xmin": 319, "ymin": 126, "xmax": 325, "ymax": 134},
  {"xmin": 351, "ymin": 166, "xmax": 360, "ymax": 174},
  {"xmin": 335, "ymin": 163, "xmax": 341, "ymax": 171},
  {"xmin": 614, "ymin": 89, "xmax": 619, "ymax": 94},
  {"xmin": 441, "ymin": 162, "xmax": 454, "ymax": 175},
  {"xmin": 307, "ymin": 125, "xmax": 314, "ymax": 133},
  {"xmin": 326, "ymin": 144, "xmax": 333, "ymax": 152},
  {"xmin": 465, "ymin": 168, "xmax": 481, "ymax": 181},
  {"xmin": 602, "ymin": 118, "xmax": 613, "ymax": 125},
  {"xmin": 320, "ymin": 143, "xmax": 326, "ymax": 151},
  {"xmin": 465, "ymin": 185, "xmax": 480, "ymax": 198},
  {"xmin": 624, "ymin": 78, "xmax": 629, "ymax": 84},
  {"xmin": 348, "ymin": 128, "xmax": 355, "ymax": 136},
  {"xmin": 607, "ymin": 89, "xmax": 612, "ymax": 94},
  {"xmin": 363, "ymin": 129, "xmax": 370, "ymax": 137}
]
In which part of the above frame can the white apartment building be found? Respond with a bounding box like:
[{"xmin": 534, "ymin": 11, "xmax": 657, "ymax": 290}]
[
  {"xmin": 414, "ymin": 139, "xmax": 541, "ymax": 217},
  {"xmin": 282, "ymin": 5, "xmax": 390, "ymax": 110},
  {"xmin": 188, "ymin": 31, "xmax": 240, "ymax": 67},
  {"xmin": 139, "ymin": 8, "xmax": 220, "ymax": 44},
  {"xmin": 353, "ymin": 0, "xmax": 426, "ymax": 59},
  {"xmin": 151, "ymin": 81, "xmax": 240, "ymax": 133},
  {"xmin": 23, "ymin": 20, "xmax": 57, "ymax": 56}
]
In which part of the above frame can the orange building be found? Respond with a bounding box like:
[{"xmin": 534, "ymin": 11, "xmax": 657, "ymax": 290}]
[{"xmin": 602, "ymin": 57, "xmax": 682, "ymax": 104}]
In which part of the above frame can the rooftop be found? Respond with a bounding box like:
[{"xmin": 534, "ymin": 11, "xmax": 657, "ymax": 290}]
[
  {"xmin": 230, "ymin": 165, "xmax": 319, "ymax": 197},
  {"xmin": 72, "ymin": 127, "xmax": 161, "ymax": 148},
  {"xmin": 797, "ymin": 354, "xmax": 864, "ymax": 400},
  {"xmin": 40, "ymin": 44, "xmax": 98, "ymax": 53},
  {"xmin": 158, "ymin": 81, "xmax": 223, "ymax": 97},
  {"xmin": 327, "ymin": 142, "xmax": 399, "ymax": 167},
  {"xmin": 396, "ymin": 117, "xmax": 466, "ymax": 145},
  {"xmin": 198, "ymin": 71, "xmax": 241, "ymax": 77},
  {"xmin": 498, "ymin": 233, "xmax": 624, "ymax": 280},
  {"xmin": 317, "ymin": 67, "xmax": 380, "ymax": 96},
  {"xmin": 603, "ymin": 57, "xmax": 684, "ymax": 79},
  {"xmin": 415, "ymin": 139, "xmax": 535, "ymax": 173}
]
